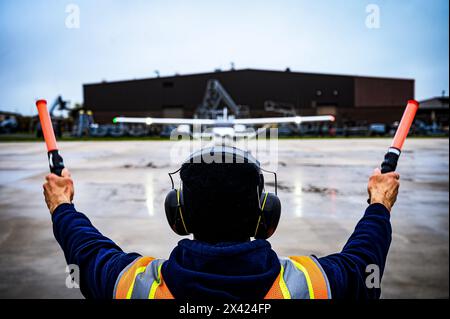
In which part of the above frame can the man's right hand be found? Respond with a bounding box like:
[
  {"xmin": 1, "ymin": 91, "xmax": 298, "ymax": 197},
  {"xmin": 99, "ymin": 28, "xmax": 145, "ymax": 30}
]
[
  {"xmin": 43, "ymin": 168, "xmax": 74, "ymax": 214},
  {"xmin": 367, "ymin": 168, "xmax": 400, "ymax": 212}
]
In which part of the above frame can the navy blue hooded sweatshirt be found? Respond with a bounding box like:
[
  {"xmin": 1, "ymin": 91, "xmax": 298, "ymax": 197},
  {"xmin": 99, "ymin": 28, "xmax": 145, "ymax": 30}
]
[{"xmin": 52, "ymin": 203, "xmax": 391, "ymax": 299}]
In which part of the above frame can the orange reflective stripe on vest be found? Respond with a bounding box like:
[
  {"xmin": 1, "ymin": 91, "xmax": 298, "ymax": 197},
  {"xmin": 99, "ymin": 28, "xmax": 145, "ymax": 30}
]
[
  {"xmin": 114, "ymin": 257, "xmax": 174, "ymax": 299},
  {"xmin": 289, "ymin": 256, "xmax": 331, "ymax": 299},
  {"xmin": 114, "ymin": 256, "xmax": 155, "ymax": 299},
  {"xmin": 264, "ymin": 256, "xmax": 331, "ymax": 299}
]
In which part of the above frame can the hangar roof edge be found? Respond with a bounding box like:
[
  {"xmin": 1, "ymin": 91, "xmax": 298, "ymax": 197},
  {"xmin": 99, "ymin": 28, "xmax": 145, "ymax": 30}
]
[{"xmin": 83, "ymin": 68, "xmax": 415, "ymax": 87}]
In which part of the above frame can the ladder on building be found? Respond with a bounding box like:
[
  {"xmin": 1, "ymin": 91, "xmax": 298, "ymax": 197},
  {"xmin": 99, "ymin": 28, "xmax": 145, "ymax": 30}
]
[{"xmin": 196, "ymin": 79, "xmax": 249, "ymax": 119}]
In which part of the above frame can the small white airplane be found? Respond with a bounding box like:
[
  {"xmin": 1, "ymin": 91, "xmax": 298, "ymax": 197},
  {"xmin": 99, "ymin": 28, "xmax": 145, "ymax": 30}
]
[{"xmin": 114, "ymin": 108, "xmax": 335, "ymax": 139}]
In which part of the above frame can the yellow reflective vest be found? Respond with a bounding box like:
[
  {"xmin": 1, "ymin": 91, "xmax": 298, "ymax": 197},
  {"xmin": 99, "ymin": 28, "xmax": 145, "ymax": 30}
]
[{"xmin": 114, "ymin": 256, "xmax": 331, "ymax": 299}]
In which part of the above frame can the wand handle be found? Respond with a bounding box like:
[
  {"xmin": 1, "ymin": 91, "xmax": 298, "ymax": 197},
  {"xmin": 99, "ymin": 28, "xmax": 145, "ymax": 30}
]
[{"xmin": 36, "ymin": 99, "xmax": 65, "ymax": 176}]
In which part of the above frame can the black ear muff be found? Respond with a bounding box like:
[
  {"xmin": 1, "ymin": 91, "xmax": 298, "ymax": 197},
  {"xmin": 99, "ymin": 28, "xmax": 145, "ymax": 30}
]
[
  {"xmin": 166, "ymin": 146, "xmax": 282, "ymax": 239},
  {"xmin": 254, "ymin": 192, "xmax": 281, "ymax": 239},
  {"xmin": 164, "ymin": 189, "xmax": 190, "ymax": 236}
]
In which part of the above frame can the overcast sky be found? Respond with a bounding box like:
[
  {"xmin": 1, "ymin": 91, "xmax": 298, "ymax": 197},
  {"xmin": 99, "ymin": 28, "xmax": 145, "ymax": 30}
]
[{"xmin": 0, "ymin": 0, "xmax": 448, "ymax": 115}]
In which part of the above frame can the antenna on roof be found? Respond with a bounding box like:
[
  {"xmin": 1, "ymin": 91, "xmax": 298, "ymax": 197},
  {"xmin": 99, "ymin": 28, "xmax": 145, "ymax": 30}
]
[{"xmin": 154, "ymin": 70, "xmax": 160, "ymax": 78}]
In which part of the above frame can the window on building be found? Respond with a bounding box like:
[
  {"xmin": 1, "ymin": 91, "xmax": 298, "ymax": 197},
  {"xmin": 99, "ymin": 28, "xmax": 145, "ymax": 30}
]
[
  {"xmin": 333, "ymin": 90, "xmax": 339, "ymax": 96},
  {"xmin": 316, "ymin": 90, "xmax": 322, "ymax": 96}
]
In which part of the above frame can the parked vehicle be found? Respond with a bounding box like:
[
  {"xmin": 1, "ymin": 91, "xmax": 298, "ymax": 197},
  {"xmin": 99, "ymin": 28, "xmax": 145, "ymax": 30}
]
[
  {"xmin": 369, "ymin": 123, "xmax": 387, "ymax": 136},
  {"xmin": 0, "ymin": 115, "xmax": 18, "ymax": 134}
]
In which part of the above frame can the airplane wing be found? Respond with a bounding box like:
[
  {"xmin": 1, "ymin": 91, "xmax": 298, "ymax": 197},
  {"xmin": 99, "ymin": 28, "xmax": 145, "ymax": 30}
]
[
  {"xmin": 113, "ymin": 117, "xmax": 216, "ymax": 125},
  {"xmin": 113, "ymin": 115, "xmax": 334, "ymax": 126},
  {"xmin": 233, "ymin": 115, "xmax": 335, "ymax": 125}
]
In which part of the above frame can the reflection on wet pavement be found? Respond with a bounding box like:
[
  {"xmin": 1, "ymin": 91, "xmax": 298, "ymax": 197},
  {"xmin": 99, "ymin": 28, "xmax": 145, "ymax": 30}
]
[
  {"xmin": 293, "ymin": 178, "xmax": 303, "ymax": 218},
  {"xmin": 145, "ymin": 172, "xmax": 154, "ymax": 217}
]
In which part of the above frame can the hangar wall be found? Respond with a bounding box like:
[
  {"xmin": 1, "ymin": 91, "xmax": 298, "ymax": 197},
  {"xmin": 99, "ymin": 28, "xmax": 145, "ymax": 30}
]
[{"xmin": 83, "ymin": 69, "xmax": 414, "ymax": 125}]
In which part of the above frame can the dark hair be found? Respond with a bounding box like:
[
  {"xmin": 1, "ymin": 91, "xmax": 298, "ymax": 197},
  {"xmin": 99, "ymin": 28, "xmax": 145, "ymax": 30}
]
[{"xmin": 180, "ymin": 162, "xmax": 263, "ymax": 243}]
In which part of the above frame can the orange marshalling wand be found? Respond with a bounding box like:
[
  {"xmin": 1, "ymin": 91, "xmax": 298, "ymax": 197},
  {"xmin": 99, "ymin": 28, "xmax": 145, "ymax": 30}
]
[
  {"xmin": 390, "ymin": 100, "xmax": 420, "ymax": 151},
  {"xmin": 36, "ymin": 99, "xmax": 65, "ymax": 176},
  {"xmin": 381, "ymin": 100, "xmax": 419, "ymax": 173}
]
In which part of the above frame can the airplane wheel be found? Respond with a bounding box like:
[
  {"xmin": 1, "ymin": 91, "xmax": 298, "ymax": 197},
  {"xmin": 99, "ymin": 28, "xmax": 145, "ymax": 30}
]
[
  {"xmin": 90, "ymin": 125, "xmax": 108, "ymax": 137},
  {"xmin": 109, "ymin": 124, "xmax": 126, "ymax": 137}
]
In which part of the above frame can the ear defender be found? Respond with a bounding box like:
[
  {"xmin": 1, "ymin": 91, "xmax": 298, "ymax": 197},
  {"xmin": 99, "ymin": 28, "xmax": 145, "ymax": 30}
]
[
  {"xmin": 164, "ymin": 189, "xmax": 190, "ymax": 236},
  {"xmin": 254, "ymin": 192, "xmax": 281, "ymax": 239}
]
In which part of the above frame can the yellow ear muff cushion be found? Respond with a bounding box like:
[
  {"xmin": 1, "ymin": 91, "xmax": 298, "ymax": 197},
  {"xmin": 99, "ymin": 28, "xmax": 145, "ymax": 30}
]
[
  {"xmin": 254, "ymin": 193, "xmax": 269, "ymax": 237},
  {"xmin": 177, "ymin": 189, "xmax": 189, "ymax": 234}
]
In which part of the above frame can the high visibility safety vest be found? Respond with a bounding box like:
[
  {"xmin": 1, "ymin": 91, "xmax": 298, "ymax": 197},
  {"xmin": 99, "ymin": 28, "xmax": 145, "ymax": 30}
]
[{"xmin": 114, "ymin": 256, "xmax": 331, "ymax": 299}]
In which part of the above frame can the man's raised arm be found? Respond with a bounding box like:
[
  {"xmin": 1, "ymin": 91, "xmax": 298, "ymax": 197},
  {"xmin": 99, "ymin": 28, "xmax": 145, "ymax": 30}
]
[
  {"xmin": 317, "ymin": 168, "xmax": 400, "ymax": 299},
  {"xmin": 44, "ymin": 169, "xmax": 140, "ymax": 298}
]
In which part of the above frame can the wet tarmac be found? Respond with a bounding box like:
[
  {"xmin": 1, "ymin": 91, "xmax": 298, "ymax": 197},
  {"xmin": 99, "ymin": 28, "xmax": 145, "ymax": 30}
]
[{"xmin": 0, "ymin": 138, "xmax": 448, "ymax": 298}]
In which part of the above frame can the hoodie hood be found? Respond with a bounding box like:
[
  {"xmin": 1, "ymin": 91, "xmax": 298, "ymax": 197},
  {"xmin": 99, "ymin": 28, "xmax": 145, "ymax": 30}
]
[{"xmin": 161, "ymin": 239, "xmax": 281, "ymax": 300}]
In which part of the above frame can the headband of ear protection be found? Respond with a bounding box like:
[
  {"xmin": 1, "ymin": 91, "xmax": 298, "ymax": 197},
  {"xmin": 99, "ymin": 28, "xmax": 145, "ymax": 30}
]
[{"xmin": 164, "ymin": 146, "xmax": 281, "ymax": 239}]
